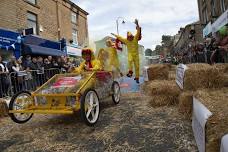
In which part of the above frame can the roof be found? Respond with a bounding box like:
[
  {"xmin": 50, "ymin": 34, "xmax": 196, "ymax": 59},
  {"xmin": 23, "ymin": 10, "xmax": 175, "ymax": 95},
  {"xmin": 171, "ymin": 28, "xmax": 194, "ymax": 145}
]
[{"xmin": 64, "ymin": 0, "xmax": 89, "ymax": 15}]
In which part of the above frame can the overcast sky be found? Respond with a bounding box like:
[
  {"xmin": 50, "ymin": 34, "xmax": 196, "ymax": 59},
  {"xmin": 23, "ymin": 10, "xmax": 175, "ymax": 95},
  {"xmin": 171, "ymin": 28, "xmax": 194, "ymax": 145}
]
[{"xmin": 73, "ymin": 0, "xmax": 199, "ymax": 50}]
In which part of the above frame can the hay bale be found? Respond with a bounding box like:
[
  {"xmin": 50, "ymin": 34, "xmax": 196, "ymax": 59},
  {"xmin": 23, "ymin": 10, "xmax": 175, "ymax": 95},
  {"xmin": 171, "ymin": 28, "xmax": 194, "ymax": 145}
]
[
  {"xmin": 145, "ymin": 80, "xmax": 181, "ymax": 107},
  {"xmin": 184, "ymin": 64, "xmax": 225, "ymax": 91},
  {"xmin": 214, "ymin": 63, "xmax": 228, "ymax": 73},
  {"xmin": 168, "ymin": 71, "xmax": 176, "ymax": 80},
  {"xmin": 170, "ymin": 65, "xmax": 177, "ymax": 71},
  {"xmin": 149, "ymin": 95, "xmax": 178, "ymax": 107},
  {"xmin": 178, "ymin": 91, "xmax": 194, "ymax": 119},
  {"xmin": 0, "ymin": 99, "xmax": 8, "ymax": 117},
  {"xmin": 147, "ymin": 64, "xmax": 170, "ymax": 81},
  {"xmin": 146, "ymin": 80, "xmax": 181, "ymax": 96},
  {"xmin": 194, "ymin": 88, "xmax": 228, "ymax": 152},
  {"xmin": 224, "ymin": 74, "xmax": 228, "ymax": 87}
]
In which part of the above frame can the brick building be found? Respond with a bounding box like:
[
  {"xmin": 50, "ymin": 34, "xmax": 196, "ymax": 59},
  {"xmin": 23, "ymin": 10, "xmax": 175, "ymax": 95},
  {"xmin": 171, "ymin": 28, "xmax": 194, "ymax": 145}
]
[
  {"xmin": 198, "ymin": 0, "xmax": 228, "ymax": 37},
  {"xmin": 174, "ymin": 21, "xmax": 203, "ymax": 54},
  {"xmin": 0, "ymin": 0, "xmax": 89, "ymax": 47},
  {"xmin": 198, "ymin": 0, "xmax": 228, "ymax": 25}
]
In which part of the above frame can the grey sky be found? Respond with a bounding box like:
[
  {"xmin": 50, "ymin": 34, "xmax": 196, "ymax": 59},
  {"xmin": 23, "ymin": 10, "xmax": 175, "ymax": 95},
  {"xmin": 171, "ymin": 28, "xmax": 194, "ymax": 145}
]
[{"xmin": 73, "ymin": 0, "xmax": 199, "ymax": 49}]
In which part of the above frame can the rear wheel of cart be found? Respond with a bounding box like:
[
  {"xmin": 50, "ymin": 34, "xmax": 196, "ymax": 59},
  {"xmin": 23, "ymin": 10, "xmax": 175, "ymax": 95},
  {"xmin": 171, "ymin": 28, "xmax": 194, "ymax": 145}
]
[
  {"xmin": 9, "ymin": 91, "xmax": 33, "ymax": 124},
  {"xmin": 80, "ymin": 89, "xmax": 100, "ymax": 126},
  {"xmin": 112, "ymin": 81, "xmax": 120, "ymax": 104}
]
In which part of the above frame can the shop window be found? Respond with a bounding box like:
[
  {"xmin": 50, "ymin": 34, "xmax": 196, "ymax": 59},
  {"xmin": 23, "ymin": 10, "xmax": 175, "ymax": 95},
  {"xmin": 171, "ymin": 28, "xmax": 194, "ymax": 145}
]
[
  {"xmin": 71, "ymin": 12, "xmax": 77, "ymax": 24},
  {"xmin": 211, "ymin": 0, "xmax": 216, "ymax": 16},
  {"xmin": 220, "ymin": 0, "xmax": 226, "ymax": 12},
  {"xmin": 27, "ymin": 0, "xmax": 36, "ymax": 5},
  {"xmin": 27, "ymin": 12, "xmax": 38, "ymax": 35},
  {"xmin": 72, "ymin": 29, "xmax": 78, "ymax": 45}
]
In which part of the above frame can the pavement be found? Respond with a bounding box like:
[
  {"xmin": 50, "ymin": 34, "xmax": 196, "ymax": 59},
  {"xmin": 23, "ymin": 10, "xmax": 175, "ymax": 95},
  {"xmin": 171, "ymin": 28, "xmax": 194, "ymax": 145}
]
[{"xmin": 0, "ymin": 94, "xmax": 197, "ymax": 152}]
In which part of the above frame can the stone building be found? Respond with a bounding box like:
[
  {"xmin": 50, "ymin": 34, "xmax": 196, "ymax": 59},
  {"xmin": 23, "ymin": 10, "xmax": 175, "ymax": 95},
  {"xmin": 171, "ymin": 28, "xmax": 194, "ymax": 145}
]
[
  {"xmin": 197, "ymin": 0, "xmax": 228, "ymax": 37},
  {"xmin": 0, "ymin": 0, "xmax": 89, "ymax": 47}
]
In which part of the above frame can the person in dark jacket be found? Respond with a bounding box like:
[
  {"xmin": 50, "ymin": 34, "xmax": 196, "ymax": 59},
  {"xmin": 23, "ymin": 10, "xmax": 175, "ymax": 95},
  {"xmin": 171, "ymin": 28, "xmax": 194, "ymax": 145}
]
[{"xmin": 0, "ymin": 55, "xmax": 10, "ymax": 97}]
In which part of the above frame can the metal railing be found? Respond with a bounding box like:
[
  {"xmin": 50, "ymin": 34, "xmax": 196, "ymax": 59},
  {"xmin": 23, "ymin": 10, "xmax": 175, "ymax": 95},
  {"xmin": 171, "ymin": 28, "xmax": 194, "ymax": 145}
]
[{"xmin": 0, "ymin": 68, "xmax": 61, "ymax": 98}]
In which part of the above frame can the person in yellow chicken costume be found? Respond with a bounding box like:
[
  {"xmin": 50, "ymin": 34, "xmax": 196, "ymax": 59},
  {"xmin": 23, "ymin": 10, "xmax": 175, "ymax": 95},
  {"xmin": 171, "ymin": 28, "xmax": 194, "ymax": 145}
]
[
  {"xmin": 105, "ymin": 39, "xmax": 123, "ymax": 77},
  {"xmin": 73, "ymin": 48, "xmax": 102, "ymax": 73},
  {"xmin": 111, "ymin": 19, "xmax": 141, "ymax": 83}
]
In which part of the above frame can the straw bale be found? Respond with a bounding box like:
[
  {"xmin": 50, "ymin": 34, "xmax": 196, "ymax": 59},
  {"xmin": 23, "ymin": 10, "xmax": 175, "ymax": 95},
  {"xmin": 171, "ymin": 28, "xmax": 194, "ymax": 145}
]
[
  {"xmin": 184, "ymin": 64, "xmax": 225, "ymax": 91},
  {"xmin": 0, "ymin": 99, "xmax": 8, "ymax": 117},
  {"xmin": 149, "ymin": 95, "xmax": 179, "ymax": 107},
  {"xmin": 168, "ymin": 71, "xmax": 176, "ymax": 80},
  {"xmin": 147, "ymin": 64, "xmax": 170, "ymax": 81},
  {"xmin": 178, "ymin": 91, "xmax": 194, "ymax": 119},
  {"xmin": 194, "ymin": 88, "xmax": 228, "ymax": 152},
  {"xmin": 146, "ymin": 80, "xmax": 181, "ymax": 96},
  {"xmin": 224, "ymin": 74, "xmax": 228, "ymax": 87},
  {"xmin": 214, "ymin": 63, "xmax": 228, "ymax": 73},
  {"xmin": 144, "ymin": 80, "xmax": 181, "ymax": 107}
]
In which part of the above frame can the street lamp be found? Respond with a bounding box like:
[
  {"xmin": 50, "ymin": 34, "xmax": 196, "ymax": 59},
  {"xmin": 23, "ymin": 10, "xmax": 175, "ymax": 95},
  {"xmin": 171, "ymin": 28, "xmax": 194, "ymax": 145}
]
[{"xmin": 116, "ymin": 17, "xmax": 126, "ymax": 35}]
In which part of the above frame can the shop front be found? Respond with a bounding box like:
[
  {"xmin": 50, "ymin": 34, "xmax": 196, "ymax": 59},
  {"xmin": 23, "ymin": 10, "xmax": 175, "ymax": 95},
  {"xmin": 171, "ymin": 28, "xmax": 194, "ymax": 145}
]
[
  {"xmin": 0, "ymin": 28, "xmax": 21, "ymax": 60},
  {"xmin": 212, "ymin": 10, "xmax": 228, "ymax": 34},
  {"xmin": 22, "ymin": 35, "xmax": 66, "ymax": 57},
  {"xmin": 203, "ymin": 22, "xmax": 212, "ymax": 38},
  {"xmin": 66, "ymin": 45, "xmax": 82, "ymax": 67}
]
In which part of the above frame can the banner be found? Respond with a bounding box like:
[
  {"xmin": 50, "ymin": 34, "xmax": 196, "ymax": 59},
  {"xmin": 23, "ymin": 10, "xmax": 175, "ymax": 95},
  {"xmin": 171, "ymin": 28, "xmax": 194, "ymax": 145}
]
[
  {"xmin": 176, "ymin": 64, "xmax": 188, "ymax": 90},
  {"xmin": 192, "ymin": 97, "xmax": 213, "ymax": 152},
  {"xmin": 52, "ymin": 76, "xmax": 82, "ymax": 88},
  {"xmin": 220, "ymin": 134, "xmax": 228, "ymax": 152},
  {"xmin": 143, "ymin": 66, "xmax": 149, "ymax": 81}
]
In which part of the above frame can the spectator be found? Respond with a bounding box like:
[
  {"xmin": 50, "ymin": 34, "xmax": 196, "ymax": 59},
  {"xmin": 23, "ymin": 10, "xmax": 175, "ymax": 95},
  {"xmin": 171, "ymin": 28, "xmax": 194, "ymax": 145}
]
[
  {"xmin": 44, "ymin": 58, "xmax": 51, "ymax": 69},
  {"xmin": 0, "ymin": 55, "xmax": 10, "ymax": 97},
  {"xmin": 7, "ymin": 55, "xmax": 17, "ymax": 73},
  {"xmin": 22, "ymin": 55, "xmax": 32, "ymax": 69},
  {"xmin": 196, "ymin": 43, "xmax": 205, "ymax": 63},
  {"xmin": 48, "ymin": 56, "xmax": 54, "ymax": 68},
  {"xmin": 29, "ymin": 57, "xmax": 39, "ymax": 70},
  {"xmin": 37, "ymin": 56, "xmax": 44, "ymax": 73},
  {"xmin": 12, "ymin": 57, "xmax": 26, "ymax": 92}
]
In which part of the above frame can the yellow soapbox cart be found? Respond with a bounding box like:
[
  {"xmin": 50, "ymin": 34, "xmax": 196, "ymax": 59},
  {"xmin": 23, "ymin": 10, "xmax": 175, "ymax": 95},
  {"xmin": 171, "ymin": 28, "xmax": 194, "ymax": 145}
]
[{"xmin": 8, "ymin": 71, "xmax": 120, "ymax": 126}]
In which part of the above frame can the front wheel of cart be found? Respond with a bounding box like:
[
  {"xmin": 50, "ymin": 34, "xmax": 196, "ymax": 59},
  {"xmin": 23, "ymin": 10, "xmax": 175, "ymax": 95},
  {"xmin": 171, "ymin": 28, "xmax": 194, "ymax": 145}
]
[
  {"xmin": 80, "ymin": 89, "xmax": 100, "ymax": 126},
  {"xmin": 9, "ymin": 91, "xmax": 33, "ymax": 124},
  {"xmin": 112, "ymin": 81, "xmax": 120, "ymax": 104}
]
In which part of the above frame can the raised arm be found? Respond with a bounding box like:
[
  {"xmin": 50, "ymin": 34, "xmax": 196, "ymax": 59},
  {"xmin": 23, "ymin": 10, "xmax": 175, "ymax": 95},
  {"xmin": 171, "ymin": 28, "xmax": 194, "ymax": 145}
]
[
  {"xmin": 134, "ymin": 19, "xmax": 141, "ymax": 40},
  {"xmin": 111, "ymin": 33, "xmax": 127, "ymax": 44}
]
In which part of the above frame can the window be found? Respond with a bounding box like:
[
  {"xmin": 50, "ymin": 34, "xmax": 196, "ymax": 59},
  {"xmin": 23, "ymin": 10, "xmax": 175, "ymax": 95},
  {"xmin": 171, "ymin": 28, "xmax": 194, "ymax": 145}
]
[
  {"xmin": 71, "ymin": 12, "xmax": 77, "ymax": 24},
  {"xmin": 72, "ymin": 29, "xmax": 78, "ymax": 45},
  {"xmin": 211, "ymin": 0, "xmax": 216, "ymax": 16},
  {"xmin": 203, "ymin": 8, "xmax": 209, "ymax": 23},
  {"xmin": 27, "ymin": 12, "xmax": 37, "ymax": 35},
  {"xmin": 205, "ymin": 8, "xmax": 209, "ymax": 22},
  {"xmin": 220, "ymin": 0, "xmax": 226, "ymax": 12},
  {"xmin": 27, "ymin": 0, "xmax": 36, "ymax": 5}
]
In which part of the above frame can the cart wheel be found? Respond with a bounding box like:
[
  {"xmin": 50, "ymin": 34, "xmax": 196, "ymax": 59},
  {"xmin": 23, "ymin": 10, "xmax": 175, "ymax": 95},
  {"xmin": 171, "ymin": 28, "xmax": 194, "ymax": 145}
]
[
  {"xmin": 9, "ymin": 91, "xmax": 33, "ymax": 124},
  {"xmin": 80, "ymin": 89, "xmax": 100, "ymax": 126},
  {"xmin": 112, "ymin": 81, "xmax": 120, "ymax": 104}
]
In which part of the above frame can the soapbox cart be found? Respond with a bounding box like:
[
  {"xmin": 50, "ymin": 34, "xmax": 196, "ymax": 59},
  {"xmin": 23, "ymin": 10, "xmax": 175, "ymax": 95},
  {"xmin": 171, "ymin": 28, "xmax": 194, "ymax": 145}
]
[{"xmin": 8, "ymin": 71, "xmax": 120, "ymax": 126}]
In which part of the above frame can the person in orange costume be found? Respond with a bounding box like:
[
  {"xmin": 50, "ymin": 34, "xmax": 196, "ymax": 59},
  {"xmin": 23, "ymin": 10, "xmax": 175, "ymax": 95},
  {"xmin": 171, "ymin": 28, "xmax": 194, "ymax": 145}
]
[
  {"xmin": 111, "ymin": 19, "xmax": 141, "ymax": 83},
  {"xmin": 72, "ymin": 48, "xmax": 102, "ymax": 73}
]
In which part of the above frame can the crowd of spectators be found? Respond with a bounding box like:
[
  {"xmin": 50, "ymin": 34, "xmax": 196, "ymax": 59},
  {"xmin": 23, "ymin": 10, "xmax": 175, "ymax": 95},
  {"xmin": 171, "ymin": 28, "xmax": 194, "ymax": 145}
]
[
  {"xmin": 0, "ymin": 55, "xmax": 81, "ymax": 97},
  {"xmin": 173, "ymin": 27, "xmax": 228, "ymax": 64}
]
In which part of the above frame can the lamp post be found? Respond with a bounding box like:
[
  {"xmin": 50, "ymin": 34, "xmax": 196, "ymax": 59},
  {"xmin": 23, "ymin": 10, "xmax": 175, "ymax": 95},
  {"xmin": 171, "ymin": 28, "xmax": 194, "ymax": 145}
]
[{"xmin": 116, "ymin": 17, "xmax": 125, "ymax": 35}]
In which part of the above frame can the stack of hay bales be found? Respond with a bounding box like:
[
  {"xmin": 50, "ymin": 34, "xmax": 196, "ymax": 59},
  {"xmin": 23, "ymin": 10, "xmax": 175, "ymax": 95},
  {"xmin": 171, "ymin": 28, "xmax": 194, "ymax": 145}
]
[
  {"xmin": 146, "ymin": 64, "xmax": 170, "ymax": 81},
  {"xmin": 183, "ymin": 64, "xmax": 225, "ymax": 91},
  {"xmin": 144, "ymin": 80, "xmax": 181, "ymax": 107},
  {"xmin": 178, "ymin": 91, "xmax": 194, "ymax": 119},
  {"xmin": 194, "ymin": 88, "xmax": 228, "ymax": 152},
  {"xmin": 178, "ymin": 64, "xmax": 226, "ymax": 118},
  {"xmin": 213, "ymin": 63, "xmax": 228, "ymax": 87},
  {"xmin": 0, "ymin": 98, "xmax": 8, "ymax": 117}
]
